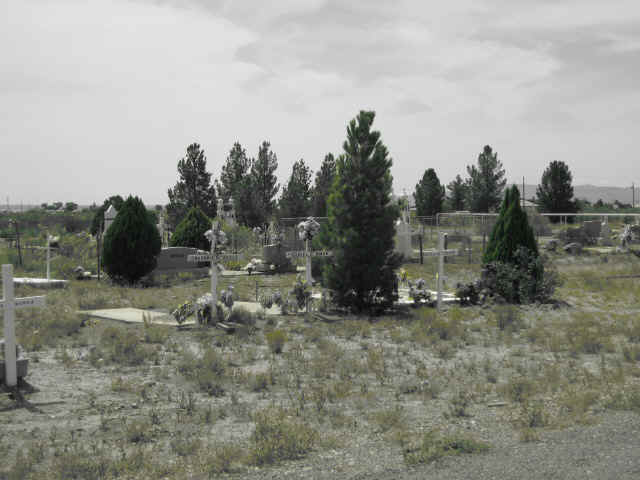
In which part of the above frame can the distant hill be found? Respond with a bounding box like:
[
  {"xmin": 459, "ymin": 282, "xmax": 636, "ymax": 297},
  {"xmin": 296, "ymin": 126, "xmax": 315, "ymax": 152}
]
[{"xmin": 513, "ymin": 184, "xmax": 636, "ymax": 206}]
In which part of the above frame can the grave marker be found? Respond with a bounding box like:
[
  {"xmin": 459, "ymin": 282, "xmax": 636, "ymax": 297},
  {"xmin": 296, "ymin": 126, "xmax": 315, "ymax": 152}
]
[
  {"xmin": 422, "ymin": 233, "xmax": 458, "ymax": 309},
  {"xmin": 187, "ymin": 221, "xmax": 225, "ymax": 318},
  {"xmin": 285, "ymin": 245, "xmax": 333, "ymax": 285},
  {"xmin": 1, "ymin": 264, "xmax": 46, "ymax": 387}
]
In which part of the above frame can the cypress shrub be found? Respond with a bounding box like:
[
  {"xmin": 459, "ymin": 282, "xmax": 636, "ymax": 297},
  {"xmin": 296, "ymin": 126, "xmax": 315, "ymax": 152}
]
[
  {"xmin": 103, "ymin": 196, "xmax": 161, "ymax": 285},
  {"xmin": 170, "ymin": 207, "xmax": 211, "ymax": 251}
]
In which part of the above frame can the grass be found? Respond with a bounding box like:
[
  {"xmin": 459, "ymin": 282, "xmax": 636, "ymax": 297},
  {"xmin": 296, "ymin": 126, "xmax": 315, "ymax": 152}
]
[{"xmin": 402, "ymin": 430, "xmax": 490, "ymax": 465}]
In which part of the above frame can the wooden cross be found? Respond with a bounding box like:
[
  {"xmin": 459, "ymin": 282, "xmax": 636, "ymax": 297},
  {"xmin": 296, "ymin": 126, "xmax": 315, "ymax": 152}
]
[
  {"xmin": 422, "ymin": 233, "xmax": 458, "ymax": 310},
  {"xmin": 286, "ymin": 242, "xmax": 333, "ymax": 285},
  {"xmin": 1, "ymin": 264, "xmax": 46, "ymax": 387}
]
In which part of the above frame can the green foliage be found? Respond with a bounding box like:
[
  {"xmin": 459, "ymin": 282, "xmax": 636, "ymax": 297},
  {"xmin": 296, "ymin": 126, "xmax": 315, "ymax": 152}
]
[
  {"xmin": 217, "ymin": 142, "xmax": 253, "ymax": 225},
  {"xmin": 169, "ymin": 207, "xmax": 211, "ymax": 250},
  {"xmin": 265, "ymin": 329, "xmax": 287, "ymax": 354},
  {"xmin": 466, "ymin": 145, "xmax": 506, "ymax": 213},
  {"xmin": 414, "ymin": 168, "xmax": 445, "ymax": 216},
  {"xmin": 321, "ymin": 110, "xmax": 402, "ymax": 313},
  {"xmin": 536, "ymin": 160, "xmax": 578, "ymax": 218},
  {"xmin": 446, "ymin": 174, "xmax": 467, "ymax": 211},
  {"xmin": 403, "ymin": 430, "xmax": 489, "ymax": 465},
  {"xmin": 166, "ymin": 143, "xmax": 217, "ymax": 230},
  {"xmin": 279, "ymin": 158, "xmax": 313, "ymax": 218},
  {"xmin": 247, "ymin": 140, "xmax": 280, "ymax": 228},
  {"xmin": 102, "ymin": 195, "xmax": 161, "ymax": 284},
  {"xmin": 249, "ymin": 407, "xmax": 317, "ymax": 465},
  {"xmin": 312, "ymin": 153, "xmax": 337, "ymax": 217},
  {"xmin": 484, "ymin": 186, "xmax": 538, "ymax": 266}
]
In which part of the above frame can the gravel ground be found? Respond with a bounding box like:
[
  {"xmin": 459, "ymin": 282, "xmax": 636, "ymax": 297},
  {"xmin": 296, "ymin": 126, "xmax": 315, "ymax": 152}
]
[{"xmin": 236, "ymin": 411, "xmax": 640, "ymax": 480}]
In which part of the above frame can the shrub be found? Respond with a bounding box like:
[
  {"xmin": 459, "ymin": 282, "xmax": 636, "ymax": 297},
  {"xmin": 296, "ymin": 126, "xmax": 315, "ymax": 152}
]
[
  {"xmin": 265, "ymin": 329, "xmax": 287, "ymax": 354},
  {"xmin": 249, "ymin": 407, "xmax": 317, "ymax": 465},
  {"xmin": 103, "ymin": 195, "xmax": 161, "ymax": 285},
  {"xmin": 403, "ymin": 430, "xmax": 489, "ymax": 465},
  {"xmin": 169, "ymin": 207, "xmax": 211, "ymax": 250},
  {"xmin": 99, "ymin": 326, "xmax": 149, "ymax": 366},
  {"xmin": 291, "ymin": 275, "xmax": 312, "ymax": 310}
]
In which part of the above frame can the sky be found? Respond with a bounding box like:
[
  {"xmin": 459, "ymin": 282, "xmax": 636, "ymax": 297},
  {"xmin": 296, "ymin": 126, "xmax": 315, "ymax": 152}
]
[{"xmin": 1, "ymin": 0, "xmax": 639, "ymax": 206}]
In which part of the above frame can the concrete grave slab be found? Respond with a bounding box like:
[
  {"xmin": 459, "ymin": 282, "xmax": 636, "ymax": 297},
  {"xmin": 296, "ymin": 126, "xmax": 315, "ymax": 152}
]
[
  {"xmin": 78, "ymin": 308, "xmax": 189, "ymax": 326},
  {"xmin": 13, "ymin": 277, "xmax": 68, "ymax": 288}
]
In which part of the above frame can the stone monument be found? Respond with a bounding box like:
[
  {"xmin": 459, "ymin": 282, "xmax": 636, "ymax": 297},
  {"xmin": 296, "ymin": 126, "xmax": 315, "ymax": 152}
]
[
  {"xmin": 395, "ymin": 194, "xmax": 412, "ymax": 260},
  {"xmin": 104, "ymin": 205, "xmax": 118, "ymax": 233},
  {"xmin": 599, "ymin": 221, "xmax": 613, "ymax": 246}
]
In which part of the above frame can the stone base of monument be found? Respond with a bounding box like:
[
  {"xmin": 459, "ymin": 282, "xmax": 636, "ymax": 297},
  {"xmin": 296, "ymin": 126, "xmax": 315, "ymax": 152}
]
[
  {"xmin": 0, "ymin": 358, "xmax": 28, "ymax": 384},
  {"xmin": 13, "ymin": 277, "xmax": 68, "ymax": 288}
]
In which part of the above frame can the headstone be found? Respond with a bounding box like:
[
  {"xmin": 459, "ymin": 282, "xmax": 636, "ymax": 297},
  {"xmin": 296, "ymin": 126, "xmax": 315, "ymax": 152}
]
[
  {"xmin": 395, "ymin": 196, "xmax": 412, "ymax": 260},
  {"xmin": 104, "ymin": 205, "xmax": 118, "ymax": 232},
  {"xmin": 583, "ymin": 221, "xmax": 601, "ymax": 240},
  {"xmin": 155, "ymin": 247, "xmax": 209, "ymax": 272},
  {"xmin": 599, "ymin": 222, "xmax": 613, "ymax": 246}
]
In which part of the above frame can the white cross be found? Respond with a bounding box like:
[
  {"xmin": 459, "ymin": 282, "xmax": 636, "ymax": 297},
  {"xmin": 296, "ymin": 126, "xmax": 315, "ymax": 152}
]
[
  {"xmin": 286, "ymin": 243, "xmax": 333, "ymax": 285},
  {"xmin": 422, "ymin": 233, "xmax": 458, "ymax": 310},
  {"xmin": 1, "ymin": 264, "xmax": 46, "ymax": 387},
  {"xmin": 186, "ymin": 221, "xmax": 221, "ymax": 317}
]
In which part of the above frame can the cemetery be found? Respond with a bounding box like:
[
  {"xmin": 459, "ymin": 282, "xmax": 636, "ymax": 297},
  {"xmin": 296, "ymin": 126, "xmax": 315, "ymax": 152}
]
[{"xmin": 1, "ymin": 127, "xmax": 640, "ymax": 478}]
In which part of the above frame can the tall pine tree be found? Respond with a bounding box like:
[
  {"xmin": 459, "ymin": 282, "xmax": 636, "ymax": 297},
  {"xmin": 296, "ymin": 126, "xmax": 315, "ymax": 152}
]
[
  {"xmin": 414, "ymin": 168, "xmax": 445, "ymax": 217},
  {"xmin": 247, "ymin": 141, "xmax": 279, "ymax": 228},
  {"xmin": 321, "ymin": 111, "xmax": 401, "ymax": 313},
  {"xmin": 312, "ymin": 153, "xmax": 337, "ymax": 217},
  {"xmin": 466, "ymin": 145, "xmax": 506, "ymax": 213},
  {"xmin": 536, "ymin": 160, "xmax": 577, "ymax": 219},
  {"xmin": 279, "ymin": 159, "xmax": 313, "ymax": 218},
  {"xmin": 166, "ymin": 143, "xmax": 217, "ymax": 229},
  {"xmin": 217, "ymin": 142, "xmax": 253, "ymax": 225},
  {"xmin": 447, "ymin": 174, "xmax": 467, "ymax": 211}
]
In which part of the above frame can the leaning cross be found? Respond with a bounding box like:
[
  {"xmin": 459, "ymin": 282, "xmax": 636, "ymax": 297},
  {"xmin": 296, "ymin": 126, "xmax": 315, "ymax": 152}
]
[
  {"xmin": 422, "ymin": 233, "xmax": 458, "ymax": 310},
  {"xmin": 1, "ymin": 264, "xmax": 46, "ymax": 387}
]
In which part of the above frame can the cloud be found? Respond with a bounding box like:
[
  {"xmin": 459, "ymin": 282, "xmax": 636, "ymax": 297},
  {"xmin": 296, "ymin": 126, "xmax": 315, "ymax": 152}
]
[{"xmin": 390, "ymin": 98, "xmax": 431, "ymax": 116}]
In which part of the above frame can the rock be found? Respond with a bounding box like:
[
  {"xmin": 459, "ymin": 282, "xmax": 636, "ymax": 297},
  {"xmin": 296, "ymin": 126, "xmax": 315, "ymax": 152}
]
[{"xmin": 563, "ymin": 242, "xmax": 583, "ymax": 254}]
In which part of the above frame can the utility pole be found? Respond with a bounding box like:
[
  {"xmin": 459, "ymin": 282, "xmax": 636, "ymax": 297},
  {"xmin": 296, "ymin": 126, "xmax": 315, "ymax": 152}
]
[
  {"xmin": 633, "ymin": 183, "xmax": 635, "ymax": 209},
  {"xmin": 522, "ymin": 177, "xmax": 525, "ymax": 208}
]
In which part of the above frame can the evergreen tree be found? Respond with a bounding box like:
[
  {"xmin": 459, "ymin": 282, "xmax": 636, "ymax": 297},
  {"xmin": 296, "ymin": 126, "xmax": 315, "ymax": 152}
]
[
  {"xmin": 466, "ymin": 145, "xmax": 506, "ymax": 213},
  {"xmin": 247, "ymin": 141, "xmax": 279, "ymax": 228},
  {"xmin": 103, "ymin": 195, "xmax": 161, "ymax": 285},
  {"xmin": 166, "ymin": 143, "xmax": 217, "ymax": 230},
  {"xmin": 279, "ymin": 159, "xmax": 313, "ymax": 218},
  {"xmin": 414, "ymin": 168, "xmax": 445, "ymax": 217},
  {"xmin": 169, "ymin": 207, "xmax": 211, "ymax": 251},
  {"xmin": 312, "ymin": 153, "xmax": 337, "ymax": 217},
  {"xmin": 217, "ymin": 142, "xmax": 253, "ymax": 225},
  {"xmin": 536, "ymin": 160, "xmax": 577, "ymax": 220},
  {"xmin": 447, "ymin": 174, "xmax": 467, "ymax": 211},
  {"xmin": 321, "ymin": 110, "xmax": 402, "ymax": 313},
  {"xmin": 483, "ymin": 185, "xmax": 538, "ymax": 266}
]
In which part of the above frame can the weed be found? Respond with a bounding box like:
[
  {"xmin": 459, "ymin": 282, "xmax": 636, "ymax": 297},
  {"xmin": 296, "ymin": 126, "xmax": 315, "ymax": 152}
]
[
  {"xmin": 249, "ymin": 407, "xmax": 318, "ymax": 465},
  {"xmin": 371, "ymin": 405, "xmax": 406, "ymax": 433},
  {"xmin": 403, "ymin": 430, "xmax": 489, "ymax": 465},
  {"xmin": 199, "ymin": 443, "xmax": 246, "ymax": 475},
  {"xmin": 447, "ymin": 390, "xmax": 472, "ymax": 418},
  {"xmin": 266, "ymin": 329, "xmax": 287, "ymax": 354},
  {"xmin": 125, "ymin": 418, "xmax": 153, "ymax": 443},
  {"xmin": 502, "ymin": 376, "xmax": 536, "ymax": 403}
]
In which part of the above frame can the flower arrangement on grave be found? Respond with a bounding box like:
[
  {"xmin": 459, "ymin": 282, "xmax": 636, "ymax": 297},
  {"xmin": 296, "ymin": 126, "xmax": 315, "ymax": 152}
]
[
  {"xmin": 220, "ymin": 285, "xmax": 234, "ymax": 309},
  {"xmin": 205, "ymin": 223, "xmax": 227, "ymax": 253},
  {"xmin": 292, "ymin": 274, "xmax": 312, "ymax": 310},
  {"xmin": 408, "ymin": 278, "xmax": 431, "ymax": 304},
  {"xmin": 297, "ymin": 217, "xmax": 321, "ymax": 242},
  {"xmin": 172, "ymin": 300, "xmax": 194, "ymax": 325}
]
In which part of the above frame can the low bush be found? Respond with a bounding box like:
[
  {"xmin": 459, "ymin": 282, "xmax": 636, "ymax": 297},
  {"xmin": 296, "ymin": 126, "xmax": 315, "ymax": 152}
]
[
  {"xmin": 265, "ymin": 329, "xmax": 287, "ymax": 354},
  {"xmin": 249, "ymin": 407, "xmax": 317, "ymax": 465},
  {"xmin": 403, "ymin": 430, "xmax": 489, "ymax": 465}
]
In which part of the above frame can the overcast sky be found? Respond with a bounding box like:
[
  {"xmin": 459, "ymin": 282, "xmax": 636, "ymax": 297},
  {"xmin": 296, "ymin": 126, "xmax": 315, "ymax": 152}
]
[{"xmin": 2, "ymin": 0, "xmax": 639, "ymax": 206}]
